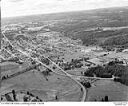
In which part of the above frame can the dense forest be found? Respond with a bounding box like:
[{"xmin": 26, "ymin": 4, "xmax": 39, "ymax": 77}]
[
  {"xmin": 84, "ymin": 61, "xmax": 128, "ymax": 86},
  {"xmin": 102, "ymin": 34, "xmax": 128, "ymax": 47}
]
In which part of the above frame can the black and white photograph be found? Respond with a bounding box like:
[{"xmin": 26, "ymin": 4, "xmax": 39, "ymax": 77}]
[{"xmin": 1, "ymin": 0, "xmax": 128, "ymax": 104}]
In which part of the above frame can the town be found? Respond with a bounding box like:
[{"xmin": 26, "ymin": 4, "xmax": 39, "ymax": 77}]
[{"xmin": 1, "ymin": 6, "xmax": 128, "ymax": 102}]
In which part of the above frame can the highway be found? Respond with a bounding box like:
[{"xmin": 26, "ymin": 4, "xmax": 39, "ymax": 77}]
[
  {"xmin": 2, "ymin": 31, "xmax": 118, "ymax": 101},
  {"xmin": 2, "ymin": 32, "xmax": 87, "ymax": 102},
  {"xmin": 2, "ymin": 32, "xmax": 118, "ymax": 102}
]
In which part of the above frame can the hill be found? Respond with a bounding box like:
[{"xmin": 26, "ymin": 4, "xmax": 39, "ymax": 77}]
[{"xmin": 2, "ymin": 6, "xmax": 128, "ymax": 48}]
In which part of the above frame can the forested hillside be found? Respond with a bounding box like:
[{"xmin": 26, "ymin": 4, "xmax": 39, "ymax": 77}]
[{"xmin": 2, "ymin": 6, "xmax": 128, "ymax": 48}]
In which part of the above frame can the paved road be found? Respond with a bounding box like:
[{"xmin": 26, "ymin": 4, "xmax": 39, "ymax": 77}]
[
  {"xmin": 2, "ymin": 33, "xmax": 116, "ymax": 101},
  {"xmin": 2, "ymin": 32, "xmax": 87, "ymax": 102},
  {"xmin": 19, "ymin": 50, "xmax": 87, "ymax": 102},
  {"xmin": 2, "ymin": 33, "xmax": 117, "ymax": 101}
]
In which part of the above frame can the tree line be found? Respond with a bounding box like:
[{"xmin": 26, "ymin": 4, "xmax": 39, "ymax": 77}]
[{"xmin": 84, "ymin": 61, "xmax": 128, "ymax": 86}]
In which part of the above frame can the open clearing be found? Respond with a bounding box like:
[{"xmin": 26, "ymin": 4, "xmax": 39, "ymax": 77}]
[
  {"xmin": 1, "ymin": 62, "xmax": 83, "ymax": 101},
  {"xmin": 86, "ymin": 80, "xmax": 128, "ymax": 101},
  {"xmin": 1, "ymin": 62, "xmax": 29, "ymax": 76}
]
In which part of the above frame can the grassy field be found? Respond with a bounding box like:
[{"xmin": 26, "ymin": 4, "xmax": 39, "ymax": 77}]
[
  {"xmin": 67, "ymin": 68, "xmax": 86, "ymax": 76},
  {"xmin": 1, "ymin": 62, "xmax": 30, "ymax": 76},
  {"xmin": 1, "ymin": 62, "xmax": 82, "ymax": 101},
  {"xmin": 86, "ymin": 80, "xmax": 128, "ymax": 101},
  {"xmin": 1, "ymin": 62, "xmax": 19, "ymax": 72}
]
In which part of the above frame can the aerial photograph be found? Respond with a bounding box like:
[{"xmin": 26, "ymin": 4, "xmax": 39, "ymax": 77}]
[{"xmin": 1, "ymin": 0, "xmax": 128, "ymax": 102}]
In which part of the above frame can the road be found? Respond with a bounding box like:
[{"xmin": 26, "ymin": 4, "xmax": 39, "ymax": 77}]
[
  {"xmin": 18, "ymin": 50, "xmax": 87, "ymax": 102},
  {"xmin": 2, "ymin": 32, "xmax": 87, "ymax": 102}
]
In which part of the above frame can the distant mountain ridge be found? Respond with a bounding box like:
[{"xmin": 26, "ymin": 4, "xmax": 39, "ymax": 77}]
[
  {"xmin": 2, "ymin": 6, "xmax": 128, "ymax": 48},
  {"xmin": 2, "ymin": 6, "xmax": 128, "ymax": 25}
]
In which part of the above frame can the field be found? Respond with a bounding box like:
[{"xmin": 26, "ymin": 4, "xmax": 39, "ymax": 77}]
[
  {"xmin": 1, "ymin": 62, "xmax": 29, "ymax": 76},
  {"xmin": 86, "ymin": 80, "xmax": 128, "ymax": 101},
  {"xmin": 1, "ymin": 6, "xmax": 128, "ymax": 102},
  {"xmin": 1, "ymin": 62, "xmax": 83, "ymax": 101}
]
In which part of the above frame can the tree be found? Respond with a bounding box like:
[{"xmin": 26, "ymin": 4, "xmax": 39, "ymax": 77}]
[
  {"xmin": 23, "ymin": 96, "xmax": 28, "ymax": 102},
  {"xmin": 53, "ymin": 66, "xmax": 56, "ymax": 69},
  {"xmin": 42, "ymin": 69, "xmax": 51, "ymax": 77},
  {"xmin": 101, "ymin": 98, "xmax": 104, "ymax": 101},
  {"xmin": 104, "ymin": 96, "xmax": 108, "ymax": 101},
  {"xmin": 12, "ymin": 90, "xmax": 17, "ymax": 101},
  {"xmin": 5, "ymin": 94, "xmax": 13, "ymax": 101},
  {"xmin": 55, "ymin": 95, "xmax": 58, "ymax": 100},
  {"xmin": 31, "ymin": 60, "xmax": 36, "ymax": 65},
  {"xmin": 81, "ymin": 81, "xmax": 91, "ymax": 88},
  {"xmin": 27, "ymin": 91, "xmax": 30, "ymax": 95},
  {"xmin": 2, "ymin": 76, "xmax": 6, "ymax": 80}
]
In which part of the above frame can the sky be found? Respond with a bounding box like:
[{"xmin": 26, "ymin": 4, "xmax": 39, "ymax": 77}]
[{"xmin": 1, "ymin": 0, "xmax": 128, "ymax": 18}]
